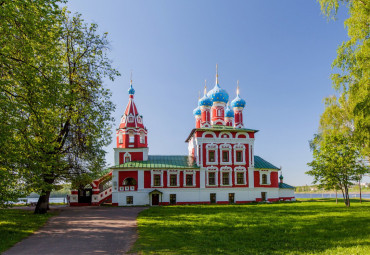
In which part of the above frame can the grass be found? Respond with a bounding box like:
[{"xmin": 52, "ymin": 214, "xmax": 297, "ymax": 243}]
[
  {"xmin": 0, "ymin": 209, "xmax": 57, "ymax": 253},
  {"xmin": 131, "ymin": 199, "xmax": 370, "ymax": 255}
]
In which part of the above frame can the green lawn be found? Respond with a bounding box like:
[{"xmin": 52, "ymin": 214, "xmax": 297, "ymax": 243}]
[
  {"xmin": 0, "ymin": 209, "xmax": 56, "ymax": 253},
  {"xmin": 132, "ymin": 199, "xmax": 370, "ymax": 255}
]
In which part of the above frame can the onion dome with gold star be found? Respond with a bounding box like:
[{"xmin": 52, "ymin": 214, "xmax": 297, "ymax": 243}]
[
  {"xmin": 207, "ymin": 64, "xmax": 229, "ymax": 103},
  {"xmin": 193, "ymin": 106, "xmax": 201, "ymax": 116},
  {"xmin": 225, "ymin": 103, "xmax": 234, "ymax": 117},
  {"xmin": 230, "ymin": 82, "xmax": 246, "ymax": 108},
  {"xmin": 199, "ymin": 83, "xmax": 213, "ymax": 107}
]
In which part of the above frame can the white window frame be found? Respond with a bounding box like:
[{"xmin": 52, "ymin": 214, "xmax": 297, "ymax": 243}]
[
  {"xmin": 183, "ymin": 170, "xmax": 196, "ymax": 187},
  {"xmin": 219, "ymin": 132, "xmax": 232, "ymax": 139},
  {"xmin": 217, "ymin": 108, "xmax": 222, "ymax": 116},
  {"xmin": 220, "ymin": 167, "xmax": 232, "ymax": 186},
  {"xmin": 126, "ymin": 196, "xmax": 133, "ymax": 205},
  {"xmin": 167, "ymin": 170, "xmax": 179, "ymax": 187},
  {"xmin": 137, "ymin": 116, "xmax": 142, "ymax": 124},
  {"xmin": 140, "ymin": 131, "xmax": 145, "ymax": 144},
  {"xmin": 127, "ymin": 114, "xmax": 134, "ymax": 123},
  {"xmin": 206, "ymin": 167, "xmax": 218, "ymax": 186},
  {"xmin": 118, "ymin": 132, "xmax": 123, "ymax": 144},
  {"xmin": 234, "ymin": 166, "xmax": 247, "ymax": 185},
  {"xmin": 220, "ymin": 144, "xmax": 232, "ymax": 165},
  {"xmin": 123, "ymin": 152, "xmax": 131, "ymax": 163},
  {"xmin": 128, "ymin": 131, "xmax": 135, "ymax": 143},
  {"xmin": 260, "ymin": 170, "xmax": 271, "ymax": 185},
  {"xmin": 151, "ymin": 170, "xmax": 163, "ymax": 187},
  {"xmin": 206, "ymin": 144, "xmax": 218, "ymax": 165},
  {"xmin": 234, "ymin": 144, "xmax": 246, "ymax": 165}
]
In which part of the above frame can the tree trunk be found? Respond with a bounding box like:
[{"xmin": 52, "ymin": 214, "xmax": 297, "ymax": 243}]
[
  {"xmin": 342, "ymin": 186, "xmax": 350, "ymax": 207},
  {"xmin": 335, "ymin": 189, "xmax": 338, "ymax": 204},
  {"xmin": 359, "ymin": 180, "xmax": 362, "ymax": 204},
  {"xmin": 340, "ymin": 188, "xmax": 345, "ymax": 205},
  {"xmin": 34, "ymin": 190, "xmax": 51, "ymax": 214},
  {"xmin": 345, "ymin": 186, "xmax": 350, "ymax": 207}
]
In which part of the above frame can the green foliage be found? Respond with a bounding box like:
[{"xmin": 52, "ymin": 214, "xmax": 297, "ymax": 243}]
[
  {"xmin": 318, "ymin": 0, "xmax": 370, "ymax": 157},
  {"xmin": 0, "ymin": 0, "xmax": 64, "ymax": 206},
  {"xmin": 308, "ymin": 0, "xmax": 370, "ymax": 207},
  {"xmin": 0, "ymin": 0, "xmax": 120, "ymax": 211},
  {"xmin": 307, "ymin": 133, "xmax": 368, "ymax": 206},
  {"xmin": 132, "ymin": 201, "xmax": 370, "ymax": 255},
  {"xmin": 0, "ymin": 209, "xmax": 56, "ymax": 253}
]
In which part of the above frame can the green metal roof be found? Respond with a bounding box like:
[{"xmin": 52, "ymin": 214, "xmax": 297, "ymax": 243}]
[
  {"xmin": 185, "ymin": 127, "xmax": 259, "ymax": 142},
  {"xmin": 112, "ymin": 155, "xmax": 279, "ymax": 171},
  {"xmin": 112, "ymin": 155, "xmax": 199, "ymax": 169},
  {"xmin": 279, "ymin": 182, "xmax": 295, "ymax": 189},
  {"xmin": 254, "ymin": 155, "xmax": 279, "ymax": 170}
]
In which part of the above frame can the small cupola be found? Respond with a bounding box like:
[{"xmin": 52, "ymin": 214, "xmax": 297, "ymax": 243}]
[
  {"xmin": 231, "ymin": 82, "xmax": 246, "ymax": 128},
  {"xmin": 279, "ymin": 172, "xmax": 284, "ymax": 183}
]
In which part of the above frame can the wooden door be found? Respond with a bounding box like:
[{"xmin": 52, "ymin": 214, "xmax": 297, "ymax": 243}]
[
  {"xmin": 229, "ymin": 193, "xmax": 235, "ymax": 204},
  {"xmin": 152, "ymin": 194, "xmax": 159, "ymax": 206},
  {"xmin": 210, "ymin": 193, "xmax": 216, "ymax": 204},
  {"xmin": 261, "ymin": 192, "xmax": 267, "ymax": 201},
  {"xmin": 78, "ymin": 189, "xmax": 92, "ymax": 204}
]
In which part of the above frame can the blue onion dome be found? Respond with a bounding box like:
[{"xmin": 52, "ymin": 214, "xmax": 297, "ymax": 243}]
[
  {"xmin": 208, "ymin": 83, "xmax": 229, "ymax": 104},
  {"xmin": 225, "ymin": 105, "xmax": 234, "ymax": 118},
  {"xmin": 128, "ymin": 84, "xmax": 135, "ymax": 95},
  {"xmin": 199, "ymin": 94, "xmax": 213, "ymax": 107},
  {"xmin": 231, "ymin": 94, "xmax": 246, "ymax": 108},
  {"xmin": 193, "ymin": 106, "xmax": 201, "ymax": 116}
]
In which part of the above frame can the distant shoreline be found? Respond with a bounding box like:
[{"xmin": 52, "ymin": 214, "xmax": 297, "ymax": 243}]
[{"xmin": 295, "ymin": 192, "xmax": 370, "ymax": 194}]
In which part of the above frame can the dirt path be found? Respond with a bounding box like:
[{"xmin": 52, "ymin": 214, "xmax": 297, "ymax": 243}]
[{"xmin": 4, "ymin": 206, "xmax": 147, "ymax": 255}]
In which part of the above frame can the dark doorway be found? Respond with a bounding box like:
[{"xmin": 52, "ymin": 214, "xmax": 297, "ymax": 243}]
[
  {"xmin": 152, "ymin": 194, "xmax": 159, "ymax": 206},
  {"xmin": 229, "ymin": 193, "xmax": 235, "ymax": 204},
  {"xmin": 78, "ymin": 189, "xmax": 92, "ymax": 204},
  {"xmin": 210, "ymin": 193, "xmax": 216, "ymax": 204},
  {"xmin": 170, "ymin": 194, "xmax": 176, "ymax": 205},
  {"xmin": 261, "ymin": 192, "xmax": 267, "ymax": 201}
]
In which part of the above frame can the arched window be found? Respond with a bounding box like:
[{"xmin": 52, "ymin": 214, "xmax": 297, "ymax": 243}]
[
  {"xmin": 262, "ymin": 174, "xmax": 267, "ymax": 184},
  {"xmin": 140, "ymin": 131, "xmax": 145, "ymax": 144},
  {"xmin": 125, "ymin": 156, "xmax": 130, "ymax": 163},
  {"xmin": 217, "ymin": 109, "xmax": 223, "ymax": 116},
  {"xmin": 129, "ymin": 131, "xmax": 134, "ymax": 143},
  {"xmin": 119, "ymin": 133, "xmax": 123, "ymax": 144},
  {"xmin": 123, "ymin": 178, "xmax": 137, "ymax": 186}
]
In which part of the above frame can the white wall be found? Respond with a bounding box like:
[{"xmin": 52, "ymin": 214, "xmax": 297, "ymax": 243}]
[
  {"xmin": 279, "ymin": 188, "xmax": 295, "ymax": 198},
  {"xmin": 112, "ymin": 187, "xmax": 285, "ymax": 205}
]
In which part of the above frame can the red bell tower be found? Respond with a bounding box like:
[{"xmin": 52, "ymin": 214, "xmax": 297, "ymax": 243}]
[{"xmin": 114, "ymin": 79, "xmax": 149, "ymax": 165}]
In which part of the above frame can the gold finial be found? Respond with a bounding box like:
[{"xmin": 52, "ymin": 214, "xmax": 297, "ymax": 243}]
[
  {"xmin": 237, "ymin": 80, "xmax": 240, "ymax": 96},
  {"xmin": 130, "ymin": 71, "xmax": 133, "ymax": 85},
  {"xmin": 204, "ymin": 79, "xmax": 207, "ymax": 95},
  {"xmin": 198, "ymin": 91, "xmax": 201, "ymax": 100},
  {"xmin": 215, "ymin": 64, "xmax": 219, "ymax": 84}
]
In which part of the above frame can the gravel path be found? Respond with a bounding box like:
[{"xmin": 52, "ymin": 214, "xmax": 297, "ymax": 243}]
[{"xmin": 4, "ymin": 206, "xmax": 147, "ymax": 255}]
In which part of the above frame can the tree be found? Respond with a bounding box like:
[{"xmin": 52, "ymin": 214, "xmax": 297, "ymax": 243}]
[
  {"xmin": 0, "ymin": 0, "xmax": 65, "ymax": 206},
  {"xmin": 0, "ymin": 1, "xmax": 119, "ymax": 213},
  {"xmin": 318, "ymin": 0, "xmax": 370, "ymax": 157},
  {"xmin": 307, "ymin": 133, "xmax": 367, "ymax": 207}
]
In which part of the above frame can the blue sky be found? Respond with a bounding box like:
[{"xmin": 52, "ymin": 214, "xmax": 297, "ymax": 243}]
[{"xmin": 66, "ymin": 0, "xmax": 357, "ymax": 186}]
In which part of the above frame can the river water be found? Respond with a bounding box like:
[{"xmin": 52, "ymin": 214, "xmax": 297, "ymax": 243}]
[
  {"xmin": 16, "ymin": 197, "xmax": 67, "ymax": 204},
  {"xmin": 14, "ymin": 193, "xmax": 369, "ymax": 204},
  {"xmin": 295, "ymin": 193, "xmax": 370, "ymax": 199}
]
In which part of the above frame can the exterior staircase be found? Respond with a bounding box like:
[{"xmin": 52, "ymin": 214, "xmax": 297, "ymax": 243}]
[{"xmin": 70, "ymin": 172, "xmax": 113, "ymax": 206}]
